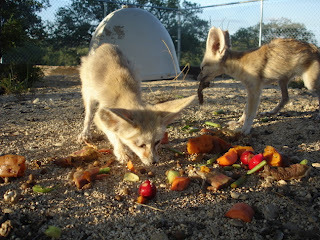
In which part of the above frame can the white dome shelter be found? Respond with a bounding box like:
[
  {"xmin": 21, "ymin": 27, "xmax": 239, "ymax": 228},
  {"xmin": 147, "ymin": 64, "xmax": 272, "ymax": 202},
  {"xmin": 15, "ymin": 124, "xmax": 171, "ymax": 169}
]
[{"xmin": 89, "ymin": 6, "xmax": 179, "ymax": 81}]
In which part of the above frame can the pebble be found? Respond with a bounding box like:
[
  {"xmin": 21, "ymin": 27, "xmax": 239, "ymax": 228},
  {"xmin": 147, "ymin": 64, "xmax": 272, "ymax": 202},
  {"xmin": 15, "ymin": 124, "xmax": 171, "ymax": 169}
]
[
  {"xmin": 230, "ymin": 192, "xmax": 240, "ymax": 199},
  {"xmin": 150, "ymin": 231, "xmax": 168, "ymax": 240},
  {"xmin": 312, "ymin": 163, "xmax": 320, "ymax": 169},
  {"xmin": 262, "ymin": 203, "xmax": 279, "ymax": 220},
  {"xmin": 32, "ymin": 98, "xmax": 39, "ymax": 104},
  {"xmin": 277, "ymin": 180, "xmax": 287, "ymax": 185}
]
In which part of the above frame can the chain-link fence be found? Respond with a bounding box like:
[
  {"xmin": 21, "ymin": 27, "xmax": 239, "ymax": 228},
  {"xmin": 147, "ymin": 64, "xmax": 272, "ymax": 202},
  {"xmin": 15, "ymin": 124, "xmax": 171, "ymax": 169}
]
[{"xmin": 3, "ymin": 0, "xmax": 320, "ymax": 65}]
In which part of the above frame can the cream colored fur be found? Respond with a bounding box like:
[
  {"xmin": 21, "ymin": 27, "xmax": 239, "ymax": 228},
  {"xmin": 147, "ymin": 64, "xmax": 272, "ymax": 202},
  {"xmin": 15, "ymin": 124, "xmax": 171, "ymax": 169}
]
[
  {"xmin": 198, "ymin": 27, "xmax": 320, "ymax": 134},
  {"xmin": 78, "ymin": 43, "xmax": 195, "ymax": 165}
]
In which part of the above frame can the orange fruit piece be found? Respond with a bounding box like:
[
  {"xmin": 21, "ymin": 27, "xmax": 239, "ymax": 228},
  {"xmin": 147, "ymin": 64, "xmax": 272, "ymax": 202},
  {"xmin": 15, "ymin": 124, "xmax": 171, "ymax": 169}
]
[
  {"xmin": 225, "ymin": 202, "xmax": 255, "ymax": 222},
  {"xmin": 263, "ymin": 145, "xmax": 283, "ymax": 166},
  {"xmin": 170, "ymin": 177, "xmax": 190, "ymax": 191},
  {"xmin": 216, "ymin": 148, "xmax": 238, "ymax": 166}
]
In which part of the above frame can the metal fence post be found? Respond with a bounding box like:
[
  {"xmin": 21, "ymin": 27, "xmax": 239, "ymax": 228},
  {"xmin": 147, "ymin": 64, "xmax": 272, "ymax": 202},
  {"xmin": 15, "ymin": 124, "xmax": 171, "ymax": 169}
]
[
  {"xmin": 177, "ymin": 5, "xmax": 181, "ymax": 64},
  {"xmin": 259, "ymin": 0, "xmax": 264, "ymax": 46}
]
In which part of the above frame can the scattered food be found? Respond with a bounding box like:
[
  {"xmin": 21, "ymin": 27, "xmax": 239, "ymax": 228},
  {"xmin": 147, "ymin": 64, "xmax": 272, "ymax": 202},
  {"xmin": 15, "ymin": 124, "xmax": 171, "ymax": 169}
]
[
  {"xmin": 187, "ymin": 134, "xmax": 231, "ymax": 154},
  {"xmin": 217, "ymin": 148, "xmax": 238, "ymax": 166},
  {"xmin": 261, "ymin": 164, "xmax": 311, "ymax": 180},
  {"xmin": 138, "ymin": 180, "xmax": 157, "ymax": 199},
  {"xmin": 0, "ymin": 155, "xmax": 26, "ymax": 178},
  {"xmin": 123, "ymin": 172, "xmax": 140, "ymax": 182},
  {"xmin": 233, "ymin": 146, "xmax": 255, "ymax": 157},
  {"xmin": 170, "ymin": 176, "xmax": 190, "ymax": 191},
  {"xmin": 206, "ymin": 170, "xmax": 233, "ymax": 191},
  {"xmin": 240, "ymin": 151, "xmax": 255, "ymax": 165},
  {"xmin": 225, "ymin": 202, "xmax": 255, "ymax": 222},
  {"xmin": 166, "ymin": 170, "xmax": 180, "ymax": 184},
  {"xmin": 263, "ymin": 145, "xmax": 283, "ymax": 166},
  {"xmin": 32, "ymin": 185, "xmax": 56, "ymax": 193},
  {"xmin": 230, "ymin": 175, "xmax": 247, "ymax": 188},
  {"xmin": 53, "ymin": 146, "xmax": 100, "ymax": 167},
  {"xmin": 248, "ymin": 153, "xmax": 264, "ymax": 171},
  {"xmin": 247, "ymin": 160, "xmax": 267, "ymax": 174}
]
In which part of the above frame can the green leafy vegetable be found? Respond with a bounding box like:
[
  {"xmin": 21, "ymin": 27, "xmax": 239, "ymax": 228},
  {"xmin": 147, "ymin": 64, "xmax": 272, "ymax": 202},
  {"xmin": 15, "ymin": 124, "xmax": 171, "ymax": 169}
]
[
  {"xmin": 230, "ymin": 175, "xmax": 247, "ymax": 188},
  {"xmin": 247, "ymin": 160, "xmax": 267, "ymax": 174},
  {"xmin": 205, "ymin": 121, "xmax": 221, "ymax": 128},
  {"xmin": 32, "ymin": 185, "xmax": 55, "ymax": 193},
  {"xmin": 300, "ymin": 159, "xmax": 308, "ymax": 165},
  {"xmin": 98, "ymin": 167, "xmax": 110, "ymax": 174}
]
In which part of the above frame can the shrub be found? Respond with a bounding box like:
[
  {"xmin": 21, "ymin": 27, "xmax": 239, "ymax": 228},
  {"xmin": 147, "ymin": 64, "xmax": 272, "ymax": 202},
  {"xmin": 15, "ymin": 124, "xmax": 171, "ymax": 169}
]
[{"xmin": 0, "ymin": 64, "xmax": 43, "ymax": 94}]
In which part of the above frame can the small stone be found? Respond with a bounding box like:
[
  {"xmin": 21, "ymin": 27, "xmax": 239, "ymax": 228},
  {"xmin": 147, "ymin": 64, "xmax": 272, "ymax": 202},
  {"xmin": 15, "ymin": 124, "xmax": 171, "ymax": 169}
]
[
  {"xmin": 262, "ymin": 203, "xmax": 279, "ymax": 220},
  {"xmin": 230, "ymin": 192, "xmax": 240, "ymax": 199},
  {"xmin": 312, "ymin": 163, "xmax": 320, "ymax": 169},
  {"xmin": 32, "ymin": 98, "xmax": 40, "ymax": 104},
  {"xmin": 114, "ymin": 195, "xmax": 122, "ymax": 201},
  {"xmin": 147, "ymin": 171, "xmax": 155, "ymax": 177},
  {"xmin": 150, "ymin": 231, "xmax": 169, "ymax": 240}
]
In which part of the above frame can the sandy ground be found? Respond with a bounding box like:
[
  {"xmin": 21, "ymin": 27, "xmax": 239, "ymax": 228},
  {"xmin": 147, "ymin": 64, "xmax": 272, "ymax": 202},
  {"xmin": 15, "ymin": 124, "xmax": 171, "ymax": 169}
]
[{"xmin": 0, "ymin": 66, "xmax": 320, "ymax": 240}]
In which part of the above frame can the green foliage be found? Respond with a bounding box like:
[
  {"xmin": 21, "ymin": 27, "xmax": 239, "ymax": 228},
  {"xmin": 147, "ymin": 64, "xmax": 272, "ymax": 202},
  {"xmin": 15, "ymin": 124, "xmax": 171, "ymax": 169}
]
[
  {"xmin": 231, "ymin": 18, "xmax": 318, "ymax": 51},
  {"xmin": 0, "ymin": 0, "xmax": 49, "ymax": 60},
  {"xmin": 42, "ymin": 47, "xmax": 89, "ymax": 66},
  {"xmin": 0, "ymin": 64, "xmax": 44, "ymax": 94}
]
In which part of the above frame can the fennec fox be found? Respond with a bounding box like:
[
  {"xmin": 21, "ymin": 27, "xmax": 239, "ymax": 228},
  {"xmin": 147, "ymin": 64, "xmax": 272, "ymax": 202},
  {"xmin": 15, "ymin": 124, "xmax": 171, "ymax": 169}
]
[
  {"xmin": 78, "ymin": 43, "xmax": 195, "ymax": 165},
  {"xmin": 198, "ymin": 27, "xmax": 320, "ymax": 134}
]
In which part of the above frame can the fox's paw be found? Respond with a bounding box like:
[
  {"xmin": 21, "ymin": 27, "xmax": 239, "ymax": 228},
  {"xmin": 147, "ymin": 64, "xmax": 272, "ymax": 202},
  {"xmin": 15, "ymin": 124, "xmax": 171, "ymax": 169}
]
[
  {"xmin": 115, "ymin": 151, "xmax": 131, "ymax": 164},
  {"xmin": 77, "ymin": 132, "xmax": 92, "ymax": 144}
]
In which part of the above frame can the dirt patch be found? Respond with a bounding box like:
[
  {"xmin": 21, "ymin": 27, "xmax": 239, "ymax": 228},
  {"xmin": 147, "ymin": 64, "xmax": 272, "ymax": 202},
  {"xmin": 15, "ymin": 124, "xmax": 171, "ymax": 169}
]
[{"xmin": 0, "ymin": 68, "xmax": 320, "ymax": 239}]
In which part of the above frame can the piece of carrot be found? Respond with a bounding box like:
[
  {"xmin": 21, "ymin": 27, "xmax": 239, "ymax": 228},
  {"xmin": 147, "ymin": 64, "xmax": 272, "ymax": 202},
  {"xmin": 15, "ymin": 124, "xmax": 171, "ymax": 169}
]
[
  {"xmin": 170, "ymin": 176, "xmax": 190, "ymax": 191},
  {"xmin": 217, "ymin": 148, "xmax": 238, "ymax": 166},
  {"xmin": 225, "ymin": 202, "xmax": 255, "ymax": 222},
  {"xmin": 127, "ymin": 160, "xmax": 136, "ymax": 172},
  {"xmin": 137, "ymin": 195, "xmax": 147, "ymax": 204}
]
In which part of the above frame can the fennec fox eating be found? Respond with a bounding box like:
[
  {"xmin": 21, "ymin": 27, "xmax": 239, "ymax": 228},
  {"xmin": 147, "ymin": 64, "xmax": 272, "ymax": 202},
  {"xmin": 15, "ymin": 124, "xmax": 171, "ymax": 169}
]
[
  {"xmin": 198, "ymin": 27, "xmax": 320, "ymax": 134},
  {"xmin": 78, "ymin": 43, "xmax": 195, "ymax": 165}
]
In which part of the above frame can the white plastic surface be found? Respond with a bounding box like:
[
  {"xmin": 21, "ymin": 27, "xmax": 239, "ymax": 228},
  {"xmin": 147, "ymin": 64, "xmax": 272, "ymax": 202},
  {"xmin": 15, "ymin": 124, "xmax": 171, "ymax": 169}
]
[{"xmin": 90, "ymin": 7, "xmax": 179, "ymax": 80}]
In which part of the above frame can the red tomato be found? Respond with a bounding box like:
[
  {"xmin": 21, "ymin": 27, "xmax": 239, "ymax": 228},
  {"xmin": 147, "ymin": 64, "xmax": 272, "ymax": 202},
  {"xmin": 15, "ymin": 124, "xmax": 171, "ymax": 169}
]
[
  {"xmin": 138, "ymin": 180, "xmax": 157, "ymax": 199},
  {"xmin": 248, "ymin": 153, "xmax": 264, "ymax": 170},
  {"xmin": 240, "ymin": 151, "xmax": 254, "ymax": 165}
]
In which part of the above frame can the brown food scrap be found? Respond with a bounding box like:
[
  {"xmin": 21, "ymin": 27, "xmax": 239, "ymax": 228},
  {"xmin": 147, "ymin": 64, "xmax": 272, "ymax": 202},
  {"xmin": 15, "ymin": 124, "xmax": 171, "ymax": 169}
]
[
  {"xmin": 73, "ymin": 167, "xmax": 108, "ymax": 189},
  {"xmin": 54, "ymin": 146, "xmax": 100, "ymax": 167},
  {"xmin": 0, "ymin": 155, "xmax": 26, "ymax": 178},
  {"xmin": 261, "ymin": 164, "xmax": 311, "ymax": 180},
  {"xmin": 225, "ymin": 202, "xmax": 255, "ymax": 223},
  {"xmin": 206, "ymin": 170, "xmax": 233, "ymax": 191},
  {"xmin": 187, "ymin": 134, "xmax": 232, "ymax": 154}
]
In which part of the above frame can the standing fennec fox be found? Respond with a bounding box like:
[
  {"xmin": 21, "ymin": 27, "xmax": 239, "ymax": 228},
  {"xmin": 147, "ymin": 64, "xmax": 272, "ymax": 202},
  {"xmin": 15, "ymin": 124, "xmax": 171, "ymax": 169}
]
[
  {"xmin": 198, "ymin": 27, "xmax": 320, "ymax": 134},
  {"xmin": 78, "ymin": 43, "xmax": 195, "ymax": 165}
]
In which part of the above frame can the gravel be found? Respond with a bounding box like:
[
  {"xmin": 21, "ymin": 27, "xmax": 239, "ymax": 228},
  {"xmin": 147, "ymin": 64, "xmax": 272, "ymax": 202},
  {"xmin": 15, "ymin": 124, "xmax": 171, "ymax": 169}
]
[{"xmin": 0, "ymin": 66, "xmax": 320, "ymax": 239}]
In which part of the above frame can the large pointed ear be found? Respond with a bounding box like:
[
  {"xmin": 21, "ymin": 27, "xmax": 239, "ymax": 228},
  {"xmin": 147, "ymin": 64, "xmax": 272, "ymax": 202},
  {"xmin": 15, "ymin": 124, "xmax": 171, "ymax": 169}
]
[
  {"xmin": 154, "ymin": 95, "xmax": 196, "ymax": 125},
  {"xmin": 94, "ymin": 108, "xmax": 137, "ymax": 133},
  {"xmin": 206, "ymin": 27, "xmax": 230, "ymax": 57}
]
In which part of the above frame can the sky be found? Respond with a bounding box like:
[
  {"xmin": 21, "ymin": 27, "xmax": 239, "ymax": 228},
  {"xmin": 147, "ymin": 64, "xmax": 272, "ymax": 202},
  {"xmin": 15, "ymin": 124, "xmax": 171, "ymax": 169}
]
[{"xmin": 38, "ymin": 0, "xmax": 320, "ymax": 44}]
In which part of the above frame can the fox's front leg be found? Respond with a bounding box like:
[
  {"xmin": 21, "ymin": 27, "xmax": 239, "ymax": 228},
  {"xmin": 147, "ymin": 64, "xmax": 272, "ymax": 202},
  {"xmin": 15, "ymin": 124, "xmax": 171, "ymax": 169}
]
[
  {"xmin": 104, "ymin": 130, "xmax": 131, "ymax": 164},
  {"xmin": 241, "ymin": 84, "xmax": 262, "ymax": 134},
  {"xmin": 78, "ymin": 96, "xmax": 96, "ymax": 143},
  {"xmin": 197, "ymin": 79, "xmax": 210, "ymax": 105}
]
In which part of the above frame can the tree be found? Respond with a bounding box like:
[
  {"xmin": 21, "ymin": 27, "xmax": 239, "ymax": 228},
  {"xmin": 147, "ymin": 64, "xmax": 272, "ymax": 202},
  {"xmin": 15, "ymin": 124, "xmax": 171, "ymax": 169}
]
[
  {"xmin": 0, "ymin": 0, "xmax": 49, "ymax": 61},
  {"xmin": 231, "ymin": 18, "xmax": 317, "ymax": 51}
]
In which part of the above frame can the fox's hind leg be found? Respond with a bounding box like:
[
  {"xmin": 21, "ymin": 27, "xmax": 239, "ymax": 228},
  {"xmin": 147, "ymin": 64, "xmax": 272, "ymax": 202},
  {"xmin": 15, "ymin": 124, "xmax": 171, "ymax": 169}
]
[
  {"xmin": 302, "ymin": 60, "xmax": 320, "ymax": 120},
  {"xmin": 261, "ymin": 78, "xmax": 290, "ymax": 116}
]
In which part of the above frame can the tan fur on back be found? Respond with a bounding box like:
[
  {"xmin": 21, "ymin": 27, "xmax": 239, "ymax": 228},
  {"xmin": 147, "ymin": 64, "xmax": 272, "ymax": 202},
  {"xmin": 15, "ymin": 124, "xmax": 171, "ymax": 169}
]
[{"xmin": 80, "ymin": 44, "xmax": 143, "ymax": 109}]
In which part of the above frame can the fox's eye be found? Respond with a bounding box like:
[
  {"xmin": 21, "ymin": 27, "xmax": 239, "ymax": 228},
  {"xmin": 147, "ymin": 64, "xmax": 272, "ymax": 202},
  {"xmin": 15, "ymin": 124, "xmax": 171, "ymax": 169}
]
[
  {"xmin": 155, "ymin": 140, "xmax": 160, "ymax": 146},
  {"xmin": 138, "ymin": 144, "xmax": 146, "ymax": 148}
]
